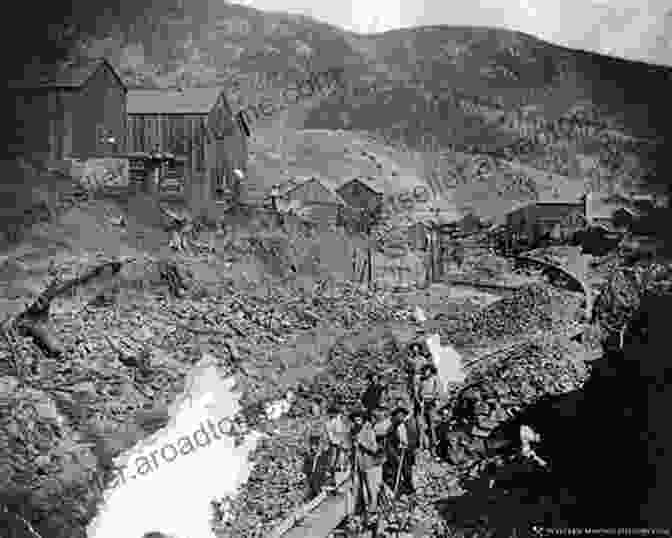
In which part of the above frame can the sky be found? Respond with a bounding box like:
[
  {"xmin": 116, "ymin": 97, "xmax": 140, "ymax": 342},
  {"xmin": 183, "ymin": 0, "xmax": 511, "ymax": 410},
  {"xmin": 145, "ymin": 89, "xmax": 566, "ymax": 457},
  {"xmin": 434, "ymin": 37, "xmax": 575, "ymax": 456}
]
[{"xmin": 233, "ymin": 0, "xmax": 672, "ymax": 66}]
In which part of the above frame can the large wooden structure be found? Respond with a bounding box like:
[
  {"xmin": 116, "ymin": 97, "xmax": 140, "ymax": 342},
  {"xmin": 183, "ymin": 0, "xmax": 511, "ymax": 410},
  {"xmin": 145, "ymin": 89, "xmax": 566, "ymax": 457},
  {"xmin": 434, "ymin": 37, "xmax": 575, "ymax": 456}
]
[
  {"xmin": 9, "ymin": 58, "xmax": 127, "ymax": 163},
  {"xmin": 126, "ymin": 87, "xmax": 248, "ymax": 204}
]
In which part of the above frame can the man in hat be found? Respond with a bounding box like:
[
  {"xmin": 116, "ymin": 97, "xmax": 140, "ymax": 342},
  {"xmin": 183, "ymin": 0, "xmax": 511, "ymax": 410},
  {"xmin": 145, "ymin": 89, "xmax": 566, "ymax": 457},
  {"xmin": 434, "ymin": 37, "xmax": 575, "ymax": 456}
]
[
  {"xmin": 325, "ymin": 403, "xmax": 351, "ymax": 478},
  {"xmin": 361, "ymin": 371, "xmax": 386, "ymax": 416},
  {"xmin": 419, "ymin": 363, "xmax": 442, "ymax": 456},
  {"xmin": 301, "ymin": 433, "xmax": 331, "ymax": 501},
  {"xmin": 404, "ymin": 342, "xmax": 427, "ymax": 417},
  {"xmin": 384, "ymin": 405, "xmax": 419, "ymax": 497},
  {"xmin": 373, "ymin": 405, "xmax": 393, "ymax": 439},
  {"xmin": 434, "ymin": 405, "xmax": 454, "ymax": 462},
  {"xmin": 350, "ymin": 408, "xmax": 384, "ymax": 518}
]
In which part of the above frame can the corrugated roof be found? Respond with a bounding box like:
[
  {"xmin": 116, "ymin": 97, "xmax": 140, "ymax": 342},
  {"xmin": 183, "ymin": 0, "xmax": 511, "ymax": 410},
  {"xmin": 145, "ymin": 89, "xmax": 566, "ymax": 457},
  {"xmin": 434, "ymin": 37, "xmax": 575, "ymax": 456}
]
[
  {"xmin": 127, "ymin": 87, "xmax": 224, "ymax": 114},
  {"xmin": 8, "ymin": 58, "xmax": 124, "ymax": 90}
]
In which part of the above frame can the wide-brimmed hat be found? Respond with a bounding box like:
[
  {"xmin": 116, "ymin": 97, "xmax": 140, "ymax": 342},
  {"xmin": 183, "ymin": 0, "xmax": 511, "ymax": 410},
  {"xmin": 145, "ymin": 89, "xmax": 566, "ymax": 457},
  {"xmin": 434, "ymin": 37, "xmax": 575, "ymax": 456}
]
[{"xmin": 391, "ymin": 406, "xmax": 409, "ymax": 417}]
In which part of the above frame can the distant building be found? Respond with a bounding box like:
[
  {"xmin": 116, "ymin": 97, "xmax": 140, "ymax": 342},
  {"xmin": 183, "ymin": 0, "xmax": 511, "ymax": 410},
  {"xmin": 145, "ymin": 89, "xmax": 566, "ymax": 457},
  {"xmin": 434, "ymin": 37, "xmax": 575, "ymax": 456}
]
[
  {"xmin": 584, "ymin": 192, "xmax": 645, "ymax": 230},
  {"xmin": 456, "ymin": 213, "xmax": 483, "ymax": 236},
  {"xmin": 336, "ymin": 177, "xmax": 385, "ymax": 212},
  {"xmin": 505, "ymin": 198, "xmax": 586, "ymax": 249},
  {"xmin": 126, "ymin": 87, "xmax": 248, "ymax": 203},
  {"xmin": 8, "ymin": 58, "xmax": 127, "ymax": 163},
  {"xmin": 276, "ymin": 177, "xmax": 346, "ymax": 227}
]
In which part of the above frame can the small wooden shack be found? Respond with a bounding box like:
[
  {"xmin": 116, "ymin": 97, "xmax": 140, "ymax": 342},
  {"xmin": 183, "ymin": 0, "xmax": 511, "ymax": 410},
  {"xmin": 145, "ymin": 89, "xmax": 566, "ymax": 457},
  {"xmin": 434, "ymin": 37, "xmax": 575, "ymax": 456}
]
[
  {"xmin": 276, "ymin": 178, "xmax": 346, "ymax": 227},
  {"xmin": 336, "ymin": 177, "xmax": 384, "ymax": 211},
  {"xmin": 8, "ymin": 58, "xmax": 127, "ymax": 163},
  {"xmin": 126, "ymin": 87, "xmax": 248, "ymax": 204}
]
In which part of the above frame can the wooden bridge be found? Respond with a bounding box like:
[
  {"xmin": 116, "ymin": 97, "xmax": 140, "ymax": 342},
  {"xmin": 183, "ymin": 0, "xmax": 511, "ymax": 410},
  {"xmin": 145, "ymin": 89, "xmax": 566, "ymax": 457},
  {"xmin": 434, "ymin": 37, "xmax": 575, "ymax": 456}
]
[{"xmin": 513, "ymin": 253, "xmax": 593, "ymax": 320}]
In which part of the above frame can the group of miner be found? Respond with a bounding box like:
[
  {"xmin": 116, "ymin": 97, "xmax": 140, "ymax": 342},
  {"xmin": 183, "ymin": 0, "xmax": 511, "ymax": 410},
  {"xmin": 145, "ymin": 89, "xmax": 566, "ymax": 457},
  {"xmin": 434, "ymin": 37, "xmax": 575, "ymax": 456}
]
[{"xmin": 300, "ymin": 340, "xmax": 445, "ymax": 522}]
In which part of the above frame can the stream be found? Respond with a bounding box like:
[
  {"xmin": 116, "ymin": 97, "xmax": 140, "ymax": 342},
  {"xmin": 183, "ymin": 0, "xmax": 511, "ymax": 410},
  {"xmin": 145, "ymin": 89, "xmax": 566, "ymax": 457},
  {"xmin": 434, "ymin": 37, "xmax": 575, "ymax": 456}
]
[{"xmin": 87, "ymin": 355, "xmax": 260, "ymax": 538}]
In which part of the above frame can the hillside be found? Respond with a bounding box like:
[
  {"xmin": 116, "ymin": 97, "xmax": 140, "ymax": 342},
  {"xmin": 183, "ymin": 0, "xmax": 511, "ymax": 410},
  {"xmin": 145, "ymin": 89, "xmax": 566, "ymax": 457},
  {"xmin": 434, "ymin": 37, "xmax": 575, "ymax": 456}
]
[
  {"xmin": 243, "ymin": 128, "xmax": 428, "ymax": 204},
  {"xmin": 74, "ymin": 3, "xmax": 672, "ymax": 220}
]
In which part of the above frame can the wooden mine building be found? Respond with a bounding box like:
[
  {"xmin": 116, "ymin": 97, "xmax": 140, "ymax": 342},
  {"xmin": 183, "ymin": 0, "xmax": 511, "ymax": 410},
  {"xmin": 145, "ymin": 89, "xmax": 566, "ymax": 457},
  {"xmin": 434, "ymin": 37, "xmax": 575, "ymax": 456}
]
[
  {"xmin": 126, "ymin": 87, "xmax": 249, "ymax": 203},
  {"xmin": 276, "ymin": 177, "xmax": 346, "ymax": 227},
  {"xmin": 8, "ymin": 58, "xmax": 127, "ymax": 163}
]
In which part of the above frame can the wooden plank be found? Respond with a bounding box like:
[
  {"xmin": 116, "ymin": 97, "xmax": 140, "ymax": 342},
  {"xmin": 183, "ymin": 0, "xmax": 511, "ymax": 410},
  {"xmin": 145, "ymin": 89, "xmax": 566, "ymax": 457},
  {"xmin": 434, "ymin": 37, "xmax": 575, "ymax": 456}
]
[
  {"xmin": 267, "ymin": 472, "xmax": 354, "ymax": 538},
  {"xmin": 281, "ymin": 494, "xmax": 349, "ymax": 538}
]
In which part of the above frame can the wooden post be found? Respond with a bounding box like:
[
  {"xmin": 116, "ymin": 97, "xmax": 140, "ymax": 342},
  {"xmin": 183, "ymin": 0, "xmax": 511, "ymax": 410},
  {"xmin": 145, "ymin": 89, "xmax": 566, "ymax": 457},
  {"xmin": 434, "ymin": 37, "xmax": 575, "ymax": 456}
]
[
  {"xmin": 431, "ymin": 232, "xmax": 438, "ymax": 282},
  {"xmin": 429, "ymin": 230, "xmax": 437, "ymax": 283}
]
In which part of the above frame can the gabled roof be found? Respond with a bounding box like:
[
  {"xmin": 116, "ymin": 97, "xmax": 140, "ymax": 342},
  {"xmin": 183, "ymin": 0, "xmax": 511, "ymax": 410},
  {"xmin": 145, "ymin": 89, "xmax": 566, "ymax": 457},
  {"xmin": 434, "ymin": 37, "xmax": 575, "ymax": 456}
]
[
  {"xmin": 279, "ymin": 177, "xmax": 346, "ymax": 206},
  {"xmin": 337, "ymin": 176, "xmax": 385, "ymax": 195},
  {"xmin": 127, "ymin": 87, "xmax": 225, "ymax": 115},
  {"xmin": 8, "ymin": 58, "xmax": 125, "ymax": 90},
  {"xmin": 506, "ymin": 195, "xmax": 584, "ymax": 215}
]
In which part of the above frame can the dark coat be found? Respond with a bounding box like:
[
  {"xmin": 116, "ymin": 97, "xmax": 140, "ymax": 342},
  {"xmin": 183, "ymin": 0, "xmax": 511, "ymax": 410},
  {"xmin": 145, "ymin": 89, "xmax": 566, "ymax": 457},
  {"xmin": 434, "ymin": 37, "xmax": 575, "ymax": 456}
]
[
  {"xmin": 383, "ymin": 417, "xmax": 419, "ymax": 495},
  {"xmin": 361, "ymin": 381, "xmax": 385, "ymax": 411},
  {"xmin": 301, "ymin": 448, "xmax": 331, "ymax": 499}
]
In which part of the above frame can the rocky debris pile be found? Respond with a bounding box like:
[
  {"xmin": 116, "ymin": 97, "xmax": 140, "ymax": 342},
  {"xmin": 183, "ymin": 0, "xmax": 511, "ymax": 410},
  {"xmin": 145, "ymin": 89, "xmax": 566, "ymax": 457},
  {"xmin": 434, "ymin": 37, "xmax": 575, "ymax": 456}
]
[
  {"xmin": 218, "ymin": 332, "xmax": 414, "ymax": 538},
  {"xmin": 309, "ymin": 333, "xmax": 409, "ymax": 407},
  {"xmin": 412, "ymin": 451, "xmax": 464, "ymax": 536},
  {"xmin": 0, "ymin": 377, "xmax": 101, "ymax": 538},
  {"xmin": 215, "ymin": 424, "xmax": 311, "ymax": 538},
  {"xmin": 210, "ymin": 286, "xmax": 591, "ymax": 538},
  {"xmin": 432, "ymin": 284, "xmax": 584, "ymax": 349},
  {"xmin": 439, "ymin": 335, "xmax": 589, "ymax": 470},
  {"xmin": 438, "ymin": 291, "xmax": 672, "ymax": 532},
  {"xmin": 591, "ymin": 260, "xmax": 672, "ymax": 339},
  {"xmin": 1, "ymin": 265, "xmax": 418, "ymax": 538}
]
